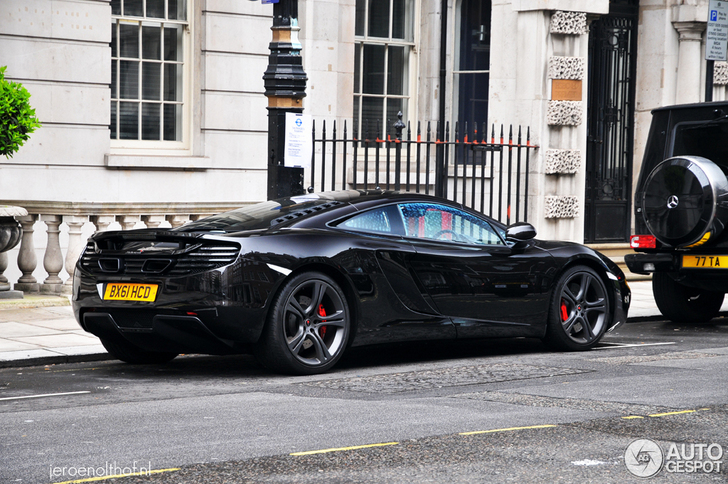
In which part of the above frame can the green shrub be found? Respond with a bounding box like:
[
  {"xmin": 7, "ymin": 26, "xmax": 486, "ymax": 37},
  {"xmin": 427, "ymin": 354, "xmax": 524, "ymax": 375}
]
[{"xmin": 0, "ymin": 66, "xmax": 41, "ymax": 158}]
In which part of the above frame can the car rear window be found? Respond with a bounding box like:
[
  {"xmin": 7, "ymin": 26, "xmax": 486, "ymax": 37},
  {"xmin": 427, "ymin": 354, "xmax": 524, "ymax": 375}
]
[
  {"xmin": 175, "ymin": 197, "xmax": 342, "ymax": 232},
  {"xmin": 672, "ymin": 121, "xmax": 728, "ymax": 169}
]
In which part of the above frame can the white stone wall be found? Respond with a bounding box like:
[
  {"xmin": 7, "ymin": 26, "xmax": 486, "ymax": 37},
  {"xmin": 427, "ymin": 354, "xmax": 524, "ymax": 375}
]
[
  {"xmin": 0, "ymin": 0, "xmax": 274, "ymax": 204},
  {"xmin": 0, "ymin": 0, "xmax": 712, "ymax": 244},
  {"xmin": 487, "ymin": 2, "xmax": 605, "ymax": 241},
  {"xmin": 300, "ymin": 0, "xmax": 355, "ymax": 124}
]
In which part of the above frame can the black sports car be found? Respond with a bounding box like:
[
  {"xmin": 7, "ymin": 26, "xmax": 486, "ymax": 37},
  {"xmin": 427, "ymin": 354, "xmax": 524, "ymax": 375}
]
[{"xmin": 72, "ymin": 190, "xmax": 630, "ymax": 374}]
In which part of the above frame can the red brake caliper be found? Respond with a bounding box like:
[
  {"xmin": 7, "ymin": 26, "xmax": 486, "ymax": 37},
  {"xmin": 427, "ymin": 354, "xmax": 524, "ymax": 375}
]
[
  {"xmin": 560, "ymin": 300, "xmax": 569, "ymax": 322},
  {"xmin": 318, "ymin": 304, "xmax": 327, "ymax": 338}
]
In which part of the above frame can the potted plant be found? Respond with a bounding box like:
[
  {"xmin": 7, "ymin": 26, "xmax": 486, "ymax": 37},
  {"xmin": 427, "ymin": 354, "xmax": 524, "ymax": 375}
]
[{"xmin": 0, "ymin": 65, "xmax": 41, "ymax": 158}]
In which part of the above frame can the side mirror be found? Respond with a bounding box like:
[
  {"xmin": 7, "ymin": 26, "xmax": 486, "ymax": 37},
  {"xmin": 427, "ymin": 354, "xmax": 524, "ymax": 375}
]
[{"xmin": 506, "ymin": 222, "xmax": 536, "ymax": 242}]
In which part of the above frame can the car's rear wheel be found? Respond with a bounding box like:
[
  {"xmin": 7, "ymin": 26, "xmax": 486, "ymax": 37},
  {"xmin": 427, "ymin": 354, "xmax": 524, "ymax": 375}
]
[
  {"xmin": 100, "ymin": 338, "xmax": 178, "ymax": 364},
  {"xmin": 255, "ymin": 271, "xmax": 351, "ymax": 375},
  {"xmin": 641, "ymin": 156, "xmax": 728, "ymax": 247},
  {"xmin": 544, "ymin": 266, "xmax": 609, "ymax": 351},
  {"xmin": 652, "ymin": 272, "xmax": 724, "ymax": 323}
]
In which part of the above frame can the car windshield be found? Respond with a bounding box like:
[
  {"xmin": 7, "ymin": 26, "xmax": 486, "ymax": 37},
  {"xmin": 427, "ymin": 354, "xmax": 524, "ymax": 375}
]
[{"xmin": 174, "ymin": 195, "xmax": 340, "ymax": 232}]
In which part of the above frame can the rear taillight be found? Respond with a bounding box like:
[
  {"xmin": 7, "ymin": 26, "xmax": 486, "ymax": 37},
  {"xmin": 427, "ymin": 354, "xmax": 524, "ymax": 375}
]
[{"xmin": 630, "ymin": 234, "xmax": 656, "ymax": 249}]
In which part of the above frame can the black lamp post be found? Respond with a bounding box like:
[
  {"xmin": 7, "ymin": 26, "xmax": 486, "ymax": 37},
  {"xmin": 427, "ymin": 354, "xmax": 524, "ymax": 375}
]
[{"xmin": 264, "ymin": 0, "xmax": 308, "ymax": 200}]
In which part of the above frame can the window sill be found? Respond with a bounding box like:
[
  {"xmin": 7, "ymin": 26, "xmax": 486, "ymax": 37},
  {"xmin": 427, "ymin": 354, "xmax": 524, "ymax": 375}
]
[{"xmin": 105, "ymin": 154, "xmax": 212, "ymax": 170}]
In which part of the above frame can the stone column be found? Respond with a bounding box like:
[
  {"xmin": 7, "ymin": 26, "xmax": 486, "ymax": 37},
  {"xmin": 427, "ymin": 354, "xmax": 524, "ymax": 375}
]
[
  {"xmin": 64, "ymin": 216, "xmax": 87, "ymax": 291},
  {"xmin": 91, "ymin": 215, "xmax": 116, "ymax": 233},
  {"xmin": 41, "ymin": 215, "xmax": 64, "ymax": 293},
  {"xmin": 674, "ymin": 21, "xmax": 707, "ymax": 104},
  {"xmin": 142, "ymin": 215, "xmax": 166, "ymax": 229},
  {"xmin": 672, "ymin": 1, "xmax": 708, "ymax": 104},
  {"xmin": 117, "ymin": 215, "xmax": 139, "ymax": 231},
  {"xmin": 15, "ymin": 214, "xmax": 40, "ymax": 293},
  {"xmin": 166, "ymin": 215, "xmax": 190, "ymax": 228}
]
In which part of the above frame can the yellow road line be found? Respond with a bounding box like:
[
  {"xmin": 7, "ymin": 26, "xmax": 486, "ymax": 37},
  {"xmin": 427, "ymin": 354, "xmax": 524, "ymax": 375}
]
[
  {"xmin": 291, "ymin": 441, "xmax": 399, "ymax": 456},
  {"xmin": 648, "ymin": 410, "xmax": 696, "ymax": 418},
  {"xmin": 53, "ymin": 468, "xmax": 180, "ymax": 484},
  {"xmin": 621, "ymin": 415, "xmax": 644, "ymax": 419},
  {"xmin": 459, "ymin": 424, "xmax": 557, "ymax": 436}
]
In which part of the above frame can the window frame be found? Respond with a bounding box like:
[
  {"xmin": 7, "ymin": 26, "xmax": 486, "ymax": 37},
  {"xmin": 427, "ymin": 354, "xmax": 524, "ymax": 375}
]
[
  {"xmin": 110, "ymin": 0, "xmax": 193, "ymax": 154},
  {"xmin": 353, "ymin": 0, "xmax": 419, "ymax": 136},
  {"xmin": 333, "ymin": 201, "xmax": 506, "ymax": 247},
  {"xmin": 398, "ymin": 202, "xmax": 506, "ymax": 246}
]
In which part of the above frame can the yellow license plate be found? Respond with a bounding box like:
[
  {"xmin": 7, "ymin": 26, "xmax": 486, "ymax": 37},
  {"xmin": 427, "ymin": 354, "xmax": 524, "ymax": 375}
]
[
  {"xmin": 682, "ymin": 255, "xmax": 728, "ymax": 268},
  {"xmin": 103, "ymin": 283, "xmax": 158, "ymax": 301}
]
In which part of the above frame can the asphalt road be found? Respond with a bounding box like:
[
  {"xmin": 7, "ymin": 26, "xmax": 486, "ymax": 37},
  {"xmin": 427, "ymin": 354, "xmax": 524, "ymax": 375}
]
[{"xmin": 1, "ymin": 317, "xmax": 727, "ymax": 483}]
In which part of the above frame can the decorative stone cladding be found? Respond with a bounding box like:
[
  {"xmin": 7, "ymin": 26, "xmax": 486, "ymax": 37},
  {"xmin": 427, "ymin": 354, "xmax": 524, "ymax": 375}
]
[
  {"xmin": 548, "ymin": 56, "xmax": 585, "ymax": 80},
  {"xmin": 550, "ymin": 11, "xmax": 588, "ymax": 36},
  {"xmin": 714, "ymin": 62, "xmax": 728, "ymax": 85},
  {"xmin": 544, "ymin": 196, "xmax": 579, "ymax": 219},
  {"xmin": 547, "ymin": 101, "xmax": 582, "ymax": 126},
  {"xmin": 545, "ymin": 149, "xmax": 581, "ymax": 175}
]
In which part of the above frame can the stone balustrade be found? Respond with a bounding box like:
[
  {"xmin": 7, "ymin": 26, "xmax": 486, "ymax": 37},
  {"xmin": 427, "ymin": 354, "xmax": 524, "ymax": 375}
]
[{"xmin": 0, "ymin": 201, "xmax": 246, "ymax": 295}]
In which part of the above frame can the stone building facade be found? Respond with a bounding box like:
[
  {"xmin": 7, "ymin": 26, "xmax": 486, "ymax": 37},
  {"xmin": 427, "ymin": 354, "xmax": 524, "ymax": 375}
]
[{"xmin": 0, "ymin": 0, "xmax": 725, "ymax": 288}]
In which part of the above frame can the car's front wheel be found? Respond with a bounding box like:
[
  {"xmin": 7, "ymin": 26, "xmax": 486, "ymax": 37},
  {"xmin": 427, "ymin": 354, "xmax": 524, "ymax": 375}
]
[
  {"xmin": 544, "ymin": 265, "xmax": 610, "ymax": 351},
  {"xmin": 255, "ymin": 271, "xmax": 351, "ymax": 375},
  {"xmin": 100, "ymin": 338, "xmax": 178, "ymax": 364},
  {"xmin": 652, "ymin": 272, "xmax": 724, "ymax": 323}
]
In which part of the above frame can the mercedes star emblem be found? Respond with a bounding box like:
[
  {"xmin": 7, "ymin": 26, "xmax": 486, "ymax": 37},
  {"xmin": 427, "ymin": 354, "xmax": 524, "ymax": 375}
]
[{"xmin": 666, "ymin": 195, "xmax": 679, "ymax": 209}]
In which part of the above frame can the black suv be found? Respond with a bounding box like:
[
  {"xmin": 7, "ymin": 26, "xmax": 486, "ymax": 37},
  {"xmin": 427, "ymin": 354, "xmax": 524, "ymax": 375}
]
[{"xmin": 626, "ymin": 102, "xmax": 728, "ymax": 323}]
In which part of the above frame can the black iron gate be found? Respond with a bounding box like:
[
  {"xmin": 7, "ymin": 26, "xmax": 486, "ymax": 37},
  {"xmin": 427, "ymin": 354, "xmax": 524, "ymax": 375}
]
[
  {"xmin": 584, "ymin": 0, "xmax": 638, "ymax": 243},
  {"xmin": 309, "ymin": 117, "xmax": 537, "ymax": 225}
]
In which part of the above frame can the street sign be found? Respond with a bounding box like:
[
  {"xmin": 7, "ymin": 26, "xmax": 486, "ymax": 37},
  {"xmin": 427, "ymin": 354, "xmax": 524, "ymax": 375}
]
[{"xmin": 707, "ymin": 0, "xmax": 728, "ymax": 61}]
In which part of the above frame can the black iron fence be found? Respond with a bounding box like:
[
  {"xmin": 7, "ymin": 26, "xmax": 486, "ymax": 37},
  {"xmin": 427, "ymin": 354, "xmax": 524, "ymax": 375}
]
[{"xmin": 309, "ymin": 115, "xmax": 538, "ymax": 225}]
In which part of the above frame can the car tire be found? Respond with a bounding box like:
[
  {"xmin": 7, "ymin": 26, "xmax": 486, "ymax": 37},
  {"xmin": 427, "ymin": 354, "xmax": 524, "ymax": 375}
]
[
  {"xmin": 652, "ymin": 272, "xmax": 724, "ymax": 323},
  {"xmin": 255, "ymin": 271, "xmax": 351, "ymax": 375},
  {"xmin": 641, "ymin": 156, "xmax": 728, "ymax": 247},
  {"xmin": 100, "ymin": 338, "xmax": 178, "ymax": 364},
  {"xmin": 544, "ymin": 265, "xmax": 610, "ymax": 351}
]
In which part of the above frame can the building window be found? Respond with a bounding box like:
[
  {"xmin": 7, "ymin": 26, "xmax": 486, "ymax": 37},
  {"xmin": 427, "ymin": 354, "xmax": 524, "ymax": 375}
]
[
  {"xmin": 110, "ymin": 0, "xmax": 187, "ymax": 143},
  {"xmin": 455, "ymin": 0, "xmax": 491, "ymax": 132},
  {"xmin": 354, "ymin": 0, "xmax": 415, "ymax": 134}
]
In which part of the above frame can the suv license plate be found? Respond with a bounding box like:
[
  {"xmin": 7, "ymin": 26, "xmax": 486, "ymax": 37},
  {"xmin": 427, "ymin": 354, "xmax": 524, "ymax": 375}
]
[
  {"xmin": 103, "ymin": 283, "xmax": 158, "ymax": 301},
  {"xmin": 682, "ymin": 255, "xmax": 728, "ymax": 268}
]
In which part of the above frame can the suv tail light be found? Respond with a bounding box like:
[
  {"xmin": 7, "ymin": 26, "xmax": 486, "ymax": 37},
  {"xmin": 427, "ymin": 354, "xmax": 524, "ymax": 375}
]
[{"xmin": 630, "ymin": 235, "xmax": 656, "ymax": 249}]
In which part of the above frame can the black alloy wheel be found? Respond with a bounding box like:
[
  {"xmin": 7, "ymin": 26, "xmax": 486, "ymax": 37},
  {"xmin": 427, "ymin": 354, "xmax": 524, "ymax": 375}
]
[
  {"xmin": 100, "ymin": 338, "xmax": 178, "ymax": 364},
  {"xmin": 256, "ymin": 271, "xmax": 351, "ymax": 375},
  {"xmin": 544, "ymin": 265, "xmax": 610, "ymax": 351},
  {"xmin": 652, "ymin": 272, "xmax": 724, "ymax": 323}
]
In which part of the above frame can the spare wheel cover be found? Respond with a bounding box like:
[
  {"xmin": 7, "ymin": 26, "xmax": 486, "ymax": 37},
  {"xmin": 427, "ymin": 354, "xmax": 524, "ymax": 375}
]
[{"xmin": 641, "ymin": 156, "xmax": 728, "ymax": 247}]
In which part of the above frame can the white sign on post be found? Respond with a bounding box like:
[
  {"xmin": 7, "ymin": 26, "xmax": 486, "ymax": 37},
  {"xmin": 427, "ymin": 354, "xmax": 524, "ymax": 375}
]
[
  {"xmin": 707, "ymin": 0, "xmax": 728, "ymax": 61},
  {"xmin": 284, "ymin": 113, "xmax": 312, "ymax": 169}
]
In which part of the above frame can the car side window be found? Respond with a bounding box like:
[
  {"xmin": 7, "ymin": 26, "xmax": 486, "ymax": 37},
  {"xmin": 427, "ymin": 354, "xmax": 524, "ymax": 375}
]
[
  {"xmin": 337, "ymin": 205, "xmax": 405, "ymax": 235},
  {"xmin": 398, "ymin": 203, "xmax": 504, "ymax": 245}
]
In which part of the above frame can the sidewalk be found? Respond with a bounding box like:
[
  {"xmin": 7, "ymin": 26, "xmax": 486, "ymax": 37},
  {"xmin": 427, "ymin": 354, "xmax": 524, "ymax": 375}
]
[
  {"xmin": 0, "ymin": 280, "xmax": 721, "ymax": 368},
  {"xmin": 0, "ymin": 296, "xmax": 107, "ymax": 367}
]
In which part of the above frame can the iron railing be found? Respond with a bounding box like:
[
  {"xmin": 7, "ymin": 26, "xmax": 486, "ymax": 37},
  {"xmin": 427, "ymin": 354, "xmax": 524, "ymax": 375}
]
[{"xmin": 310, "ymin": 115, "xmax": 538, "ymax": 225}]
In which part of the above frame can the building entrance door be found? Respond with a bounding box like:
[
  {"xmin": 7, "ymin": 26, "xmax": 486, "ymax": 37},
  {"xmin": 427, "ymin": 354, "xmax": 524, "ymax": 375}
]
[{"xmin": 584, "ymin": 0, "xmax": 639, "ymax": 243}]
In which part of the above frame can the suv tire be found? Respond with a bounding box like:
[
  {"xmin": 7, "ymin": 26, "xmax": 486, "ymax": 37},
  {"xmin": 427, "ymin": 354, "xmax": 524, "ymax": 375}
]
[
  {"xmin": 652, "ymin": 272, "xmax": 725, "ymax": 323},
  {"xmin": 641, "ymin": 156, "xmax": 728, "ymax": 247}
]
